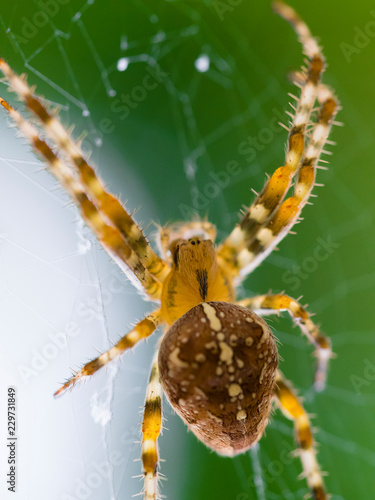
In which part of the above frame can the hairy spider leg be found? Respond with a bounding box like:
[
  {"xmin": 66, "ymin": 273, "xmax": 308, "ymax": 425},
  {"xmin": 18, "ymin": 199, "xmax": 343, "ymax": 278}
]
[
  {"xmin": 0, "ymin": 58, "xmax": 170, "ymax": 287},
  {"xmin": 142, "ymin": 350, "xmax": 163, "ymax": 500},
  {"xmin": 275, "ymin": 370, "xmax": 328, "ymax": 500},
  {"xmin": 238, "ymin": 294, "xmax": 332, "ymax": 391},
  {"xmin": 235, "ymin": 89, "xmax": 337, "ymax": 275},
  {"xmin": 54, "ymin": 310, "xmax": 162, "ymax": 396},
  {"xmin": 218, "ymin": 0, "xmax": 335, "ymax": 279},
  {"xmin": 0, "ymin": 96, "xmax": 163, "ymax": 300}
]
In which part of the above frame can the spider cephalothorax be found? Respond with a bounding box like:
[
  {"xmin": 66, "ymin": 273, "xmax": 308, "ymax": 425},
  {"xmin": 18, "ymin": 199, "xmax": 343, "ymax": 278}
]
[
  {"xmin": 161, "ymin": 236, "xmax": 234, "ymax": 324},
  {"xmin": 0, "ymin": 2, "xmax": 338, "ymax": 499}
]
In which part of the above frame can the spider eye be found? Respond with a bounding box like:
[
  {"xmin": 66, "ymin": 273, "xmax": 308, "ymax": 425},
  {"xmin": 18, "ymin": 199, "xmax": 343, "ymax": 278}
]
[
  {"xmin": 188, "ymin": 237, "xmax": 201, "ymax": 245},
  {"xmin": 158, "ymin": 301, "xmax": 278, "ymax": 456}
]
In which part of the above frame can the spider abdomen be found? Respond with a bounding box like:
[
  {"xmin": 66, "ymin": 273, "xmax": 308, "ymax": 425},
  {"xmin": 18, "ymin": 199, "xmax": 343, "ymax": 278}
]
[{"xmin": 158, "ymin": 301, "xmax": 278, "ymax": 456}]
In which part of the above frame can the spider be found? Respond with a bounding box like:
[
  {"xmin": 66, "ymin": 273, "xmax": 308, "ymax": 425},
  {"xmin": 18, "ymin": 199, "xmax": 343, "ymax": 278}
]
[{"xmin": 0, "ymin": 2, "xmax": 338, "ymax": 499}]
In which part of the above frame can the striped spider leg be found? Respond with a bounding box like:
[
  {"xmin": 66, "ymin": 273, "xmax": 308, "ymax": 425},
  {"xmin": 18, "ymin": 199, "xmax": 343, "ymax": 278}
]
[
  {"xmin": 218, "ymin": 0, "xmax": 339, "ymax": 390},
  {"xmin": 142, "ymin": 350, "xmax": 163, "ymax": 500},
  {"xmin": 275, "ymin": 371, "xmax": 327, "ymax": 500},
  {"xmin": 238, "ymin": 294, "xmax": 331, "ymax": 391},
  {"xmin": 0, "ymin": 65, "xmax": 170, "ymax": 498},
  {"xmin": 0, "ymin": 58, "xmax": 170, "ymax": 300}
]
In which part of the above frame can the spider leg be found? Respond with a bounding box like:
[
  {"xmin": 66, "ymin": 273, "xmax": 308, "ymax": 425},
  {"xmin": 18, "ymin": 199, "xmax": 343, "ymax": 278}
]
[
  {"xmin": 0, "ymin": 58, "xmax": 170, "ymax": 284},
  {"xmin": 218, "ymin": 2, "xmax": 338, "ymax": 278},
  {"xmin": 0, "ymin": 96, "xmax": 163, "ymax": 300},
  {"xmin": 238, "ymin": 294, "xmax": 331, "ymax": 391},
  {"xmin": 274, "ymin": 370, "xmax": 328, "ymax": 500},
  {"xmin": 142, "ymin": 350, "xmax": 163, "ymax": 500},
  {"xmin": 235, "ymin": 90, "xmax": 338, "ymax": 275},
  {"xmin": 54, "ymin": 309, "xmax": 162, "ymax": 397}
]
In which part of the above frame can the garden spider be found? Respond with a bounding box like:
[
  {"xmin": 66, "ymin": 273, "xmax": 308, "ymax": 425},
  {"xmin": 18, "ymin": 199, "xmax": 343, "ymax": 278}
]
[{"xmin": 0, "ymin": 2, "xmax": 338, "ymax": 499}]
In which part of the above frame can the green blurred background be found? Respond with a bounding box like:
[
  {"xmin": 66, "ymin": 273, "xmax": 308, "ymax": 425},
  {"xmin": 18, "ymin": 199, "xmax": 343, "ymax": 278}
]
[{"xmin": 0, "ymin": 1, "xmax": 374, "ymax": 499}]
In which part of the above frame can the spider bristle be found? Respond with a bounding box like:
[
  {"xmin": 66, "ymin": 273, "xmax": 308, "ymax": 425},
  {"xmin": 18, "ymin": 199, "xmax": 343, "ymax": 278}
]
[
  {"xmin": 131, "ymin": 206, "xmax": 141, "ymax": 216},
  {"xmin": 293, "ymin": 81, "xmax": 303, "ymax": 89},
  {"xmin": 67, "ymin": 124, "xmax": 75, "ymax": 136},
  {"xmin": 76, "ymin": 131, "xmax": 88, "ymax": 146},
  {"xmin": 131, "ymin": 490, "xmax": 144, "ymax": 497},
  {"xmin": 49, "ymin": 107, "xmax": 60, "ymax": 118},
  {"xmin": 290, "ymin": 447, "xmax": 300, "ymax": 459},
  {"xmin": 298, "ymin": 470, "xmax": 309, "ymax": 481},
  {"xmin": 278, "ymin": 121, "xmax": 290, "ymax": 132},
  {"xmin": 143, "ymin": 221, "xmax": 153, "ymax": 232},
  {"xmin": 287, "ymin": 92, "xmax": 299, "ymax": 101}
]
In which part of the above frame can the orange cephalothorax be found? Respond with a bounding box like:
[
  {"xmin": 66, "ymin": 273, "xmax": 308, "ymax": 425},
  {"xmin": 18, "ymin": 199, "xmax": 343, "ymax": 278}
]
[{"xmin": 161, "ymin": 238, "xmax": 234, "ymax": 325}]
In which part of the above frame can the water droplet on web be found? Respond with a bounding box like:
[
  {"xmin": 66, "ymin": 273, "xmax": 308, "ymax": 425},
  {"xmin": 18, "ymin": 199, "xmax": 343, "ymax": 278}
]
[
  {"xmin": 120, "ymin": 36, "xmax": 128, "ymax": 50},
  {"xmin": 117, "ymin": 57, "xmax": 130, "ymax": 72},
  {"xmin": 195, "ymin": 54, "xmax": 210, "ymax": 73}
]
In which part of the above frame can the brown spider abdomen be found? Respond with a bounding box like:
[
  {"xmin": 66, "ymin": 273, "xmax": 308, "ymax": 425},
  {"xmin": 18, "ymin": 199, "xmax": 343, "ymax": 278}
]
[{"xmin": 158, "ymin": 301, "xmax": 278, "ymax": 456}]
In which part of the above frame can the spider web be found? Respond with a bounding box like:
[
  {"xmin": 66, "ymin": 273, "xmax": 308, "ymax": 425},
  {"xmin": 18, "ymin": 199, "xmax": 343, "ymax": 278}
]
[{"xmin": 0, "ymin": 1, "xmax": 374, "ymax": 500}]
